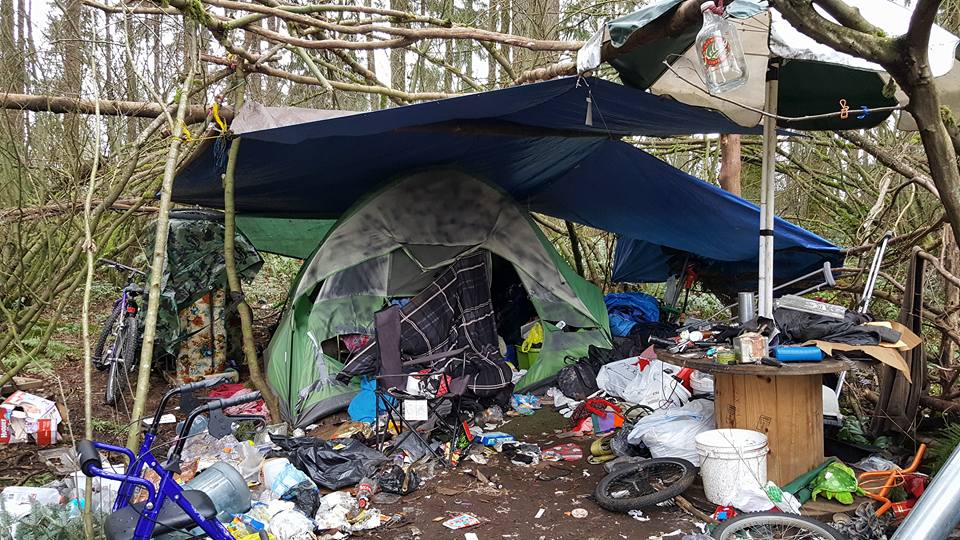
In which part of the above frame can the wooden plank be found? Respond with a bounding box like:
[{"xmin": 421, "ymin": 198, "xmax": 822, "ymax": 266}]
[
  {"xmin": 656, "ymin": 349, "xmax": 851, "ymax": 375},
  {"xmin": 772, "ymin": 374, "xmax": 824, "ymax": 484},
  {"xmin": 0, "ymin": 376, "xmax": 44, "ymax": 396},
  {"xmin": 713, "ymin": 371, "xmax": 825, "ymax": 485},
  {"xmin": 714, "ymin": 373, "xmax": 737, "ymax": 429}
]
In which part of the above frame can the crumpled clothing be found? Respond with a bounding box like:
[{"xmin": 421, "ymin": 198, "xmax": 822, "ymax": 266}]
[
  {"xmin": 209, "ymin": 383, "xmax": 271, "ymax": 419},
  {"xmin": 774, "ymin": 308, "xmax": 882, "ymax": 346}
]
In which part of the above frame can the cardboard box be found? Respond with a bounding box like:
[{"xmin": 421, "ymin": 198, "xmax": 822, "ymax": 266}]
[{"xmin": 0, "ymin": 391, "xmax": 62, "ymax": 446}]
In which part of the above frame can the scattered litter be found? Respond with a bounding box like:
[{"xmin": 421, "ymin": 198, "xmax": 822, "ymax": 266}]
[
  {"xmin": 0, "ymin": 486, "xmax": 61, "ymax": 519},
  {"xmin": 442, "ymin": 513, "xmax": 481, "ymax": 530},
  {"xmin": 468, "ymin": 453, "xmax": 489, "ymax": 465},
  {"xmin": 648, "ymin": 530, "xmax": 682, "ymax": 539},
  {"xmin": 141, "ymin": 413, "xmax": 177, "ymax": 426},
  {"xmin": 853, "ymin": 455, "xmax": 900, "ymax": 472},
  {"xmin": 535, "ymin": 508, "xmax": 545, "ymax": 518},
  {"xmin": 313, "ymin": 491, "xmax": 383, "ymax": 532},
  {"xmin": 0, "ymin": 391, "xmax": 62, "ymax": 446},
  {"xmin": 478, "ymin": 432, "xmax": 514, "ymax": 447},
  {"xmin": 571, "ymin": 508, "xmax": 588, "ymax": 518},
  {"xmin": 582, "ymin": 469, "xmax": 591, "ymax": 478},
  {"xmin": 268, "ymin": 508, "xmax": 315, "ymax": 540},
  {"xmin": 465, "ymin": 533, "xmax": 480, "ymax": 540},
  {"xmin": 262, "ymin": 457, "xmax": 318, "ymax": 500},
  {"xmin": 510, "ymin": 394, "xmax": 541, "ymax": 416},
  {"xmin": 628, "ymin": 509, "xmax": 650, "ymax": 522},
  {"xmin": 542, "ymin": 443, "xmax": 583, "ymax": 462}
]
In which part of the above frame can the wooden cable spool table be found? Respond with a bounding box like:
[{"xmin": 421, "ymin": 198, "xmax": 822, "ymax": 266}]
[{"xmin": 656, "ymin": 348, "xmax": 857, "ymax": 485}]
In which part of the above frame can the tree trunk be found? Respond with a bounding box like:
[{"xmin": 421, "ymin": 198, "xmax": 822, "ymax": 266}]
[
  {"xmin": 125, "ymin": 28, "xmax": 198, "ymax": 451},
  {"xmin": 718, "ymin": 134, "xmax": 742, "ymax": 196},
  {"xmin": 222, "ymin": 77, "xmax": 280, "ymax": 422},
  {"xmin": 565, "ymin": 220, "xmax": 585, "ymax": 277},
  {"xmin": 80, "ymin": 79, "xmax": 102, "ymax": 540},
  {"xmin": 0, "ymin": 92, "xmax": 224, "ymax": 123},
  {"xmin": 941, "ymin": 225, "xmax": 959, "ymax": 392},
  {"xmin": 903, "ymin": 74, "xmax": 960, "ymax": 248},
  {"xmin": 389, "ymin": 0, "xmax": 408, "ymax": 91},
  {"xmin": 486, "ymin": 0, "xmax": 498, "ymax": 85}
]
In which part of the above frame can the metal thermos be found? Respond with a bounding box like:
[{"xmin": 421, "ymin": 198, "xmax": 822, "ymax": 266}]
[{"xmin": 737, "ymin": 292, "xmax": 754, "ymax": 324}]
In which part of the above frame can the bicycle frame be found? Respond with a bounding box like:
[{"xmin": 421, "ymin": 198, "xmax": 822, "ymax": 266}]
[
  {"xmin": 79, "ymin": 379, "xmax": 259, "ymax": 540},
  {"xmin": 85, "ymin": 439, "xmax": 232, "ymax": 540}
]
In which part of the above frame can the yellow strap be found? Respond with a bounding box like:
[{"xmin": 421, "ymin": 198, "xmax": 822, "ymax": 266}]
[
  {"xmin": 212, "ymin": 101, "xmax": 228, "ymax": 133},
  {"xmin": 179, "ymin": 121, "xmax": 194, "ymax": 142}
]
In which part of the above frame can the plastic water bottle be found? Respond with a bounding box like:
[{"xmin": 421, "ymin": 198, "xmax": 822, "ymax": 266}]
[{"xmin": 695, "ymin": 1, "xmax": 748, "ymax": 94}]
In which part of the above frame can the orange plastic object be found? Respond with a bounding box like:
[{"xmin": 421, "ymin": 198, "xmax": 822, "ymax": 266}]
[{"xmin": 858, "ymin": 444, "xmax": 926, "ymax": 517}]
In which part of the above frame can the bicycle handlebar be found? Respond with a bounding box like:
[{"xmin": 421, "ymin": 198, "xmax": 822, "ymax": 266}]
[
  {"xmin": 98, "ymin": 258, "xmax": 145, "ymax": 276},
  {"xmin": 178, "ymin": 375, "xmax": 230, "ymax": 394},
  {"xmin": 167, "ymin": 391, "xmax": 263, "ymax": 471},
  {"xmin": 149, "ymin": 376, "xmax": 231, "ymax": 436},
  {"xmin": 209, "ymin": 391, "xmax": 263, "ymax": 411}
]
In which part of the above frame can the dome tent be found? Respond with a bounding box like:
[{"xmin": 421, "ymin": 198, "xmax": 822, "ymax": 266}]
[{"xmin": 266, "ymin": 170, "xmax": 611, "ymax": 427}]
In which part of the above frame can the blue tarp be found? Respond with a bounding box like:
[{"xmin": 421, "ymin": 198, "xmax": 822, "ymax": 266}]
[
  {"xmin": 173, "ymin": 76, "xmax": 843, "ymax": 292},
  {"xmin": 605, "ymin": 292, "xmax": 660, "ymax": 337}
]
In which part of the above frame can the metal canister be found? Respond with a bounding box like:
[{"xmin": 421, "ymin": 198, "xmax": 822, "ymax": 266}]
[{"xmin": 738, "ymin": 292, "xmax": 755, "ymax": 324}]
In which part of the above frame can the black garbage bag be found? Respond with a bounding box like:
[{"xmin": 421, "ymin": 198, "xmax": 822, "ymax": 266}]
[
  {"xmin": 557, "ymin": 344, "xmax": 620, "ymax": 400},
  {"xmin": 269, "ymin": 436, "xmax": 388, "ymax": 490},
  {"xmin": 289, "ymin": 485, "xmax": 320, "ymax": 516},
  {"xmin": 774, "ymin": 308, "xmax": 887, "ymax": 346},
  {"xmin": 376, "ymin": 464, "xmax": 420, "ymax": 495}
]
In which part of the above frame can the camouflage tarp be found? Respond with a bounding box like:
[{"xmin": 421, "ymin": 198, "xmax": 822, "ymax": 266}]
[{"xmin": 144, "ymin": 211, "xmax": 263, "ymax": 360}]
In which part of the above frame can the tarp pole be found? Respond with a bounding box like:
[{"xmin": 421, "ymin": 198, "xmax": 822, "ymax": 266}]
[{"xmin": 757, "ymin": 67, "xmax": 779, "ymax": 318}]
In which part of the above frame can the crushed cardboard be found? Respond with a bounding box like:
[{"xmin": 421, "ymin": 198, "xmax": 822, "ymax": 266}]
[
  {"xmin": 805, "ymin": 321, "xmax": 920, "ymax": 383},
  {"xmin": 0, "ymin": 391, "xmax": 62, "ymax": 446}
]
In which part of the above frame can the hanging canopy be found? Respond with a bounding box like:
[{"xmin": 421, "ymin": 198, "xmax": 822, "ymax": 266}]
[
  {"xmin": 172, "ymin": 76, "xmax": 842, "ymax": 292},
  {"xmin": 576, "ymin": 0, "xmax": 960, "ymax": 130}
]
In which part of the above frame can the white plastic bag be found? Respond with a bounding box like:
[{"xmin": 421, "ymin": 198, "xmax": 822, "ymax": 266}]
[
  {"xmin": 597, "ymin": 358, "xmax": 689, "ymax": 410},
  {"xmin": 628, "ymin": 399, "xmax": 715, "ymax": 464},
  {"xmin": 268, "ymin": 509, "xmax": 316, "ymax": 540}
]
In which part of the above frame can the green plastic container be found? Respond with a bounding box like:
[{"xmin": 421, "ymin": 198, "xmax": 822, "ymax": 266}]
[{"xmin": 517, "ymin": 347, "xmax": 541, "ymax": 370}]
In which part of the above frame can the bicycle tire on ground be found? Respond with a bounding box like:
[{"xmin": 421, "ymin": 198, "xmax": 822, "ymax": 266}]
[
  {"xmin": 93, "ymin": 304, "xmax": 122, "ymax": 371},
  {"xmin": 712, "ymin": 511, "xmax": 849, "ymax": 540},
  {"xmin": 594, "ymin": 457, "xmax": 696, "ymax": 512},
  {"xmin": 105, "ymin": 316, "xmax": 138, "ymax": 407}
]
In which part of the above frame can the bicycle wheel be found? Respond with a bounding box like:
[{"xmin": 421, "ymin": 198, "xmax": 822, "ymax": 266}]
[
  {"xmin": 594, "ymin": 457, "xmax": 696, "ymax": 512},
  {"xmin": 93, "ymin": 305, "xmax": 122, "ymax": 371},
  {"xmin": 712, "ymin": 512, "xmax": 849, "ymax": 540},
  {"xmin": 105, "ymin": 317, "xmax": 138, "ymax": 407}
]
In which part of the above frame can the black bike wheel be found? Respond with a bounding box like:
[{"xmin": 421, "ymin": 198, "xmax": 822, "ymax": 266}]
[
  {"xmin": 594, "ymin": 457, "xmax": 696, "ymax": 512},
  {"xmin": 93, "ymin": 305, "xmax": 121, "ymax": 371},
  {"xmin": 105, "ymin": 317, "xmax": 138, "ymax": 407},
  {"xmin": 712, "ymin": 512, "xmax": 849, "ymax": 540},
  {"xmin": 104, "ymin": 356, "xmax": 120, "ymax": 406}
]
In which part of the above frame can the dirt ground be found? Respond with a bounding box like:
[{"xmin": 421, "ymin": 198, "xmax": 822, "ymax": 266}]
[
  {"xmin": 357, "ymin": 408, "xmax": 704, "ymax": 540},
  {"xmin": 0, "ymin": 283, "xmax": 703, "ymax": 538},
  {"xmin": 2, "ymin": 366, "xmax": 705, "ymax": 539}
]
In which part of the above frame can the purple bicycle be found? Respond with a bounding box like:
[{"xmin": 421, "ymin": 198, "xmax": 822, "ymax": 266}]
[
  {"xmin": 78, "ymin": 378, "xmax": 261, "ymax": 539},
  {"xmin": 94, "ymin": 258, "xmax": 146, "ymax": 407}
]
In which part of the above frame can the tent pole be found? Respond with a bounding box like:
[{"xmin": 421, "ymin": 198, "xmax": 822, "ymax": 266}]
[{"xmin": 757, "ymin": 67, "xmax": 780, "ymax": 319}]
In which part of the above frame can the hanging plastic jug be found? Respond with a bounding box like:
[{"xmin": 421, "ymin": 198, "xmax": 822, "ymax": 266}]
[{"xmin": 695, "ymin": 1, "xmax": 748, "ymax": 94}]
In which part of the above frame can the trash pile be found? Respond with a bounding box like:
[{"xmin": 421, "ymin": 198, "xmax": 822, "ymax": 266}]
[{"xmin": 0, "ymin": 287, "xmax": 936, "ymax": 540}]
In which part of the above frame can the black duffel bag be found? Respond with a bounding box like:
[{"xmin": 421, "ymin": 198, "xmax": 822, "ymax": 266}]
[{"xmin": 557, "ymin": 345, "xmax": 613, "ymax": 400}]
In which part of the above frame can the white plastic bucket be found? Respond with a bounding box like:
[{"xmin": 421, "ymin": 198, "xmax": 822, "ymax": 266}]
[
  {"xmin": 695, "ymin": 428, "xmax": 768, "ymax": 505},
  {"xmin": 690, "ymin": 370, "xmax": 715, "ymax": 395}
]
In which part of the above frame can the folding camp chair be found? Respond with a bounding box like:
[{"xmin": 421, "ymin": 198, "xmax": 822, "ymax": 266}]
[{"xmin": 369, "ymin": 304, "xmax": 475, "ymax": 465}]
